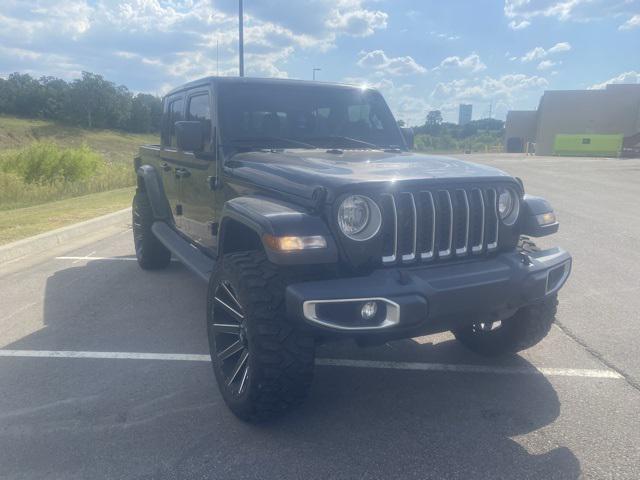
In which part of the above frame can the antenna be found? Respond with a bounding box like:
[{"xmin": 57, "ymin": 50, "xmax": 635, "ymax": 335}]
[{"xmin": 238, "ymin": 0, "xmax": 244, "ymax": 77}]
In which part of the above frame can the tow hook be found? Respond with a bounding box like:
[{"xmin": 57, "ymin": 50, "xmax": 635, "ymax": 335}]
[
  {"xmin": 519, "ymin": 252, "xmax": 533, "ymax": 266},
  {"xmin": 397, "ymin": 270, "xmax": 411, "ymax": 285}
]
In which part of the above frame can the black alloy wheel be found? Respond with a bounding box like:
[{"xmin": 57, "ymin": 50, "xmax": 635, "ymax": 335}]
[{"xmin": 210, "ymin": 281, "xmax": 250, "ymax": 395}]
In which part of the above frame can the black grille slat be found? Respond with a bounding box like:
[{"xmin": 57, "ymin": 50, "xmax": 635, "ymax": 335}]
[
  {"xmin": 396, "ymin": 193, "xmax": 417, "ymax": 262},
  {"xmin": 436, "ymin": 191, "xmax": 453, "ymax": 258},
  {"xmin": 380, "ymin": 186, "xmax": 500, "ymax": 266},
  {"xmin": 453, "ymin": 190, "xmax": 469, "ymax": 256},
  {"xmin": 380, "ymin": 194, "xmax": 397, "ymax": 263},
  {"xmin": 469, "ymin": 189, "xmax": 485, "ymax": 254},
  {"xmin": 417, "ymin": 191, "xmax": 435, "ymax": 260},
  {"xmin": 484, "ymin": 188, "xmax": 499, "ymax": 250}
]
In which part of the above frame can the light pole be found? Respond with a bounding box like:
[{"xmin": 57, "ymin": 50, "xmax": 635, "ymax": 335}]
[
  {"xmin": 239, "ymin": 0, "xmax": 244, "ymax": 77},
  {"xmin": 313, "ymin": 67, "xmax": 321, "ymax": 81}
]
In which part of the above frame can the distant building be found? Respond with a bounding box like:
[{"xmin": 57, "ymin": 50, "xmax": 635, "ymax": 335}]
[
  {"xmin": 505, "ymin": 83, "xmax": 640, "ymax": 156},
  {"xmin": 458, "ymin": 104, "xmax": 472, "ymax": 126}
]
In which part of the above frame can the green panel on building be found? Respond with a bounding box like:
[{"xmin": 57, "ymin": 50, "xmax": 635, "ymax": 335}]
[{"xmin": 553, "ymin": 134, "xmax": 623, "ymax": 157}]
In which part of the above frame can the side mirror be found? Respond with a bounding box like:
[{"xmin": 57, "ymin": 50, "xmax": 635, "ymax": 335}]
[
  {"xmin": 400, "ymin": 127, "xmax": 414, "ymax": 150},
  {"xmin": 175, "ymin": 121, "xmax": 203, "ymax": 152}
]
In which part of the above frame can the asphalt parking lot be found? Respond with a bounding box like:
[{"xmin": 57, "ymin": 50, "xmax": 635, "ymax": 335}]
[{"xmin": 1, "ymin": 154, "xmax": 639, "ymax": 479}]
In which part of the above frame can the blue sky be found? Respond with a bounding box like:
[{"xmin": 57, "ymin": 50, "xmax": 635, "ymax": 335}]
[{"xmin": 0, "ymin": 0, "xmax": 638, "ymax": 124}]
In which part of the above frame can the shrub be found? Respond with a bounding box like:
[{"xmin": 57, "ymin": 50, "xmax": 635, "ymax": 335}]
[
  {"xmin": 1, "ymin": 142, "xmax": 103, "ymax": 183},
  {"xmin": 0, "ymin": 143, "xmax": 135, "ymax": 209}
]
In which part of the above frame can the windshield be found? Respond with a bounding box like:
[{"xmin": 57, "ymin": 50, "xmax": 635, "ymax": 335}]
[{"xmin": 218, "ymin": 83, "xmax": 404, "ymax": 151}]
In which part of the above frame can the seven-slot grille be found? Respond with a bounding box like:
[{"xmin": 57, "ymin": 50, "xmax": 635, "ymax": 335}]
[{"xmin": 379, "ymin": 187, "xmax": 500, "ymax": 265}]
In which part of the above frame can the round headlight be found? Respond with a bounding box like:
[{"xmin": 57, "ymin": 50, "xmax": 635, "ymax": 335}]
[
  {"xmin": 497, "ymin": 187, "xmax": 520, "ymax": 225},
  {"xmin": 337, "ymin": 195, "xmax": 381, "ymax": 241}
]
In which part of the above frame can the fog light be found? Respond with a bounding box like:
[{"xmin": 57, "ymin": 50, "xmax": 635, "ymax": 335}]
[{"xmin": 361, "ymin": 301, "xmax": 378, "ymax": 320}]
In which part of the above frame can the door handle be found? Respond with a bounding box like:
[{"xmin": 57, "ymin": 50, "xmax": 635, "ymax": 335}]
[
  {"xmin": 175, "ymin": 167, "xmax": 191, "ymax": 178},
  {"xmin": 161, "ymin": 162, "xmax": 172, "ymax": 172}
]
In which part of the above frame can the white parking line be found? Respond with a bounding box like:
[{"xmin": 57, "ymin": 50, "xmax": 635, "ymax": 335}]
[
  {"xmin": 0, "ymin": 349, "xmax": 623, "ymax": 379},
  {"xmin": 56, "ymin": 256, "xmax": 138, "ymax": 261},
  {"xmin": 55, "ymin": 256, "xmax": 178, "ymax": 262}
]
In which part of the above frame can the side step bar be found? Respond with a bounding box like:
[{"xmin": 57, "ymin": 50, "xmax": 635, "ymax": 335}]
[{"xmin": 151, "ymin": 222, "xmax": 215, "ymax": 283}]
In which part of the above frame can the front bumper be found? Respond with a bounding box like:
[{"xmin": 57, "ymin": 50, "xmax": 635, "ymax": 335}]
[{"xmin": 286, "ymin": 247, "xmax": 571, "ymax": 338}]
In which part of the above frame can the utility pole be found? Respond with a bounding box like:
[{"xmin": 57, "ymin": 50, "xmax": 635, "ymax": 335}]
[
  {"xmin": 238, "ymin": 0, "xmax": 244, "ymax": 77},
  {"xmin": 313, "ymin": 67, "xmax": 321, "ymax": 81},
  {"xmin": 216, "ymin": 38, "xmax": 219, "ymax": 76},
  {"xmin": 488, "ymin": 101, "xmax": 492, "ymax": 119}
]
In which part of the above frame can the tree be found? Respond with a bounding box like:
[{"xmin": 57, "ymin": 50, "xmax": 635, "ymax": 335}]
[
  {"xmin": 40, "ymin": 76, "xmax": 70, "ymax": 120},
  {"xmin": 2, "ymin": 73, "xmax": 45, "ymax": 117},
  {"xmin": 397, "ymin": 119, "xmax": 406, "ymax": 127},
  {"xmin": 426, "ymin": 110, "xmax": 443, "ymax": 126},
  {"xmin": 129, "ymin": 93, "xmax": 162, "ymax": 133},
  {"xmin": 0, "ymin": 71, "xmax": 162, "ymax": 133}
]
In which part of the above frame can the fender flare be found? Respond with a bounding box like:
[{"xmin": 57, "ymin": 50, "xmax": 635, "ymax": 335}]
[
  {"xmin": 218, "ymin": 196, "xmax": 338, "ymax": 265},
  {"xmin": 136, "ymin": 164, "xmax": 172, "ymax": 222}
]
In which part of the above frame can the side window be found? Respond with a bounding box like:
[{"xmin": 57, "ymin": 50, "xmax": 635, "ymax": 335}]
[
  {"xmin": 187, "ymin": 93, "xmax": 212, "ymax": 150},
  {"xmin": 169, "ymin": 99, "xmax": 184, "ymax": 148},
  {"xmin": 161, "ymin": 97, "xmax": 184, "ymax": 148}
]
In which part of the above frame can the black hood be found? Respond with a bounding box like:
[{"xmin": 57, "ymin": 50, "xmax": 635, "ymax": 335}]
[{"xmin": 225, "ymin": 149, "xmax": 514, "ymax": 202}]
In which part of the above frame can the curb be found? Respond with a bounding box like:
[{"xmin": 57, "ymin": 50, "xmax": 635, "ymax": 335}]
[{"xmin": 0, "ymin": 208, "xmax": 131, "ymax": 265}]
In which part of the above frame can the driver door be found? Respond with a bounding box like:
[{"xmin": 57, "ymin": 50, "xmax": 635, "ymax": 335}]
[{"xmin": 178, "ymin": 88, "xmax": 218, "ymax": 250}]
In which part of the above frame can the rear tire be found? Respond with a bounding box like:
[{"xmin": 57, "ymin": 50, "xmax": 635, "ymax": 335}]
[
  {"xmin": 132, "ymin": 191, "xmax": 171, "ymax": 270},
  {"xmin": 207, "ymin": 251, "xmax": 315, "ymax": 422},
  {"xmin": 452, "ymin": 294, "xmax": 558, "ymax": 357}
]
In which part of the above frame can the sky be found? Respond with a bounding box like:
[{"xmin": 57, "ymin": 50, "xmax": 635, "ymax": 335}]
[{"xmin": 0, "ymin": 0, "xmax": 639, "ymax": 125}]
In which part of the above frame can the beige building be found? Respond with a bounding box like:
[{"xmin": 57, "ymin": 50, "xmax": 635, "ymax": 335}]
[{"xmin": 505, "ymin": 83, "xmax": 640, "ymax": 156}]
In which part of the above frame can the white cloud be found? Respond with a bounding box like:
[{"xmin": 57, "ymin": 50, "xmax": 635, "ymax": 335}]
[
  {"xmin": 436, "ymin": 54, "xmax": 486, "ymax": 72},
  {"xmin": 589, "ymin": 71, "xmax": 640, "ymax": 90},
  {"xmin": 425, "ymin": 73, "xmax": 548, "ymax": 122},
  {"xmin": 522, "ymin": 47, "xmax": 547, "ymax": 62},
  {"xmin": 619, "ymin": 14, "xmax": 640, "ymax": 30},
  {"xmin": 428, "ymin": 31, "xmax": 461, "ymax": 41},
  {"xmin": 508, "ymin": 20, "xmax": 531, "ymax": 30},
  {"xmin": 537, "ymin": 60, "xmax": 560, "ymax": 70},
  {"xmin": 548, "ymin": 42, "xmax": 572, "ymax": 53},
  {"xmin": 505, "ymin": 0, "xmax": 590, "ymax": 21},
  {"xmin": 357, "ymin": 50, "xmax": 427, "ymax": 76},
  {"xmin": 326, "ymin": 7, "xmax": 388, "ymax": 37},
  {"xmin": 0, "ymin": 0, "xmax": 390, "ymax": 90},
  {"xmin": 504, "ymin": 0, "xmax": 636, "ymax": 26},
  {"xmin": 521, "ymin": 42, "xmax": 571, "ymax": 62}
]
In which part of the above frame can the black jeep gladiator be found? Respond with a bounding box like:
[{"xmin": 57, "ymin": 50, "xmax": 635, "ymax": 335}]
[{"xmin": 132, "ymin": 77, "xmax": 571, "ymax": 422}]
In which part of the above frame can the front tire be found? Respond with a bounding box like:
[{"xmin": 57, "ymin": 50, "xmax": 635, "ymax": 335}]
[
  {"xmin": 453, "ymin": 294, "xmax": 558, "ymax": 357},
  {"xmin": 207, "ymin": 251, "xmax": 315, "ymax": 422},
  {"xmin": 132, "ymin": 191, "xmax": 171, "ymax": 270}
]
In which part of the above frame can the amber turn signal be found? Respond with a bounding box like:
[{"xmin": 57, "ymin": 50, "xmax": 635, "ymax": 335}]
[{"xmin": 263, "ymin": 234, "xmax": 327, "ymax": 251}]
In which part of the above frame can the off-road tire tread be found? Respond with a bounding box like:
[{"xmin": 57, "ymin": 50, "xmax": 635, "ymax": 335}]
[
  {"xmin": 132, "ymin": 191, "xmax": 171, "ymax": 270},
  {"xmin": 208, "ymin": 251, "xmax": 315, "ymax": 422}
]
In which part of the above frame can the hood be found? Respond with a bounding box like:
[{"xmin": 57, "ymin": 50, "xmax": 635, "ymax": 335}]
[{"xmin": 226, "ymin": 149, "xmax": 513, "ymax": 202}]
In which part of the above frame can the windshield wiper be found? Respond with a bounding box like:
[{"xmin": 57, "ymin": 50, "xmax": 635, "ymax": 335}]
[
  {"xmin": 304, "ymin": 135, "xmax": 380, "ymax": 150},
  {"xmin": 229, "ymin": 136, "xmax": 317, "ymax": 149}
]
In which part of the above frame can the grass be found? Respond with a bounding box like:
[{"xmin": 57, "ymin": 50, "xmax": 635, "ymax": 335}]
[
  {"xmin": 0, "ymin": 116, "xmax": 151, "ymax": 241},
  {"xmin": 0, "ymin": 116, "xmax": 156, "ymax": 165},
  {"xmin": 0, "ymin": 187, "xmax": 134, "ymax": 245}
]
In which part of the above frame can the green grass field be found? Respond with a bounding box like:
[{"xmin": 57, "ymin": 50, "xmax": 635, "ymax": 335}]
[
  {"xmin": 0, "ymin": 116, "xmax": 156, "ymax": 165},
  {"xmin": 0, "ymin": 116, "xmax": 154, "ymax": 244},
  {"xmin": 0, "ymin": 188, "xmax": 134, "ymax": 245}
]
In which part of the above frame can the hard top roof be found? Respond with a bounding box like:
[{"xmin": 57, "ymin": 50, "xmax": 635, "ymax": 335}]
[{"xmin": 164, "ymin": 76, "xmax": 374, "ymax": 98}]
